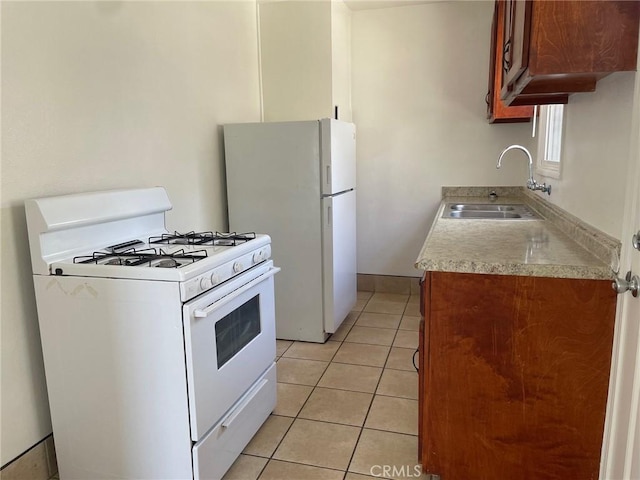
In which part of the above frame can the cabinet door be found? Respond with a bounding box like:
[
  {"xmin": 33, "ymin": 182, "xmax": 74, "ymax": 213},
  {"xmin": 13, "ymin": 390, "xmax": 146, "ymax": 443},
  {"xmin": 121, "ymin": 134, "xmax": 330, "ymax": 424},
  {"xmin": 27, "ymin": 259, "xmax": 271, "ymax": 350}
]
[
  {"xmin": 501, "ymin": 0, "xmax": 532, "ymax": 98},
  {"xmin": 422, "ymin": 272, "xmax": 615, "ymax": 479},
  {"xmin": 487, "ymin": 0, "xmax": 533, "ymax": 123},
  {"xmin": 499, "ymin": 0, "xmax": 639, "ymax": 106},
  {"xmin": 418, "ymin": 273, "xmax": 430, "ymax": 468},
  {"xmin": 418, "ymin": 317, "xmax": 425, "ymax": 465}
]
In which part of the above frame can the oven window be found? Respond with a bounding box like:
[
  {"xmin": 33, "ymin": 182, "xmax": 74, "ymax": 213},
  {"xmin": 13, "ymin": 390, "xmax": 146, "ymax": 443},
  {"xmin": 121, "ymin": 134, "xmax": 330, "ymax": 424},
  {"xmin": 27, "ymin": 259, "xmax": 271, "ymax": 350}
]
[{"xmin": 215, "ymin": 295, "xmax": 261, "ymax": 368}]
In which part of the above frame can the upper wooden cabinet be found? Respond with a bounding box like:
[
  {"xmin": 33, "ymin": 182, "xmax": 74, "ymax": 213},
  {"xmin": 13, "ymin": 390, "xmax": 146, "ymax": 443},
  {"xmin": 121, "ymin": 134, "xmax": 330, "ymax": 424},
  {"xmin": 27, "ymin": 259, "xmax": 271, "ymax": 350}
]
[
  {"xmin": 486, "ymin": 0, "xmax": 533, "ymax": 123},
  {"xmin": 496, "ymin": 0, "xmax": 640, "ymax": 108}
]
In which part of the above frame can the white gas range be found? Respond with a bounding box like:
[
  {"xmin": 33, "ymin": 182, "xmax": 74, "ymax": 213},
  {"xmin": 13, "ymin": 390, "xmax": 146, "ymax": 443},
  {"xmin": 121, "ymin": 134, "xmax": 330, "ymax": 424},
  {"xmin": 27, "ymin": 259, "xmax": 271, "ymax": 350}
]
[{"xmin": 25, "ymin": 187, "xmax": 279, "ymax": 480}]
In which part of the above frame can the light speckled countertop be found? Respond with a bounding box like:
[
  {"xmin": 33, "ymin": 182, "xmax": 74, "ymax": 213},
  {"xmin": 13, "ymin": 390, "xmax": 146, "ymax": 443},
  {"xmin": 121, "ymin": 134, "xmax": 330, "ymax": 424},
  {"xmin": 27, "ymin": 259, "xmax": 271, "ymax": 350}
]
[{"xmin": 414, "ymin": 187, "xmax": 619, "ymax": 280}]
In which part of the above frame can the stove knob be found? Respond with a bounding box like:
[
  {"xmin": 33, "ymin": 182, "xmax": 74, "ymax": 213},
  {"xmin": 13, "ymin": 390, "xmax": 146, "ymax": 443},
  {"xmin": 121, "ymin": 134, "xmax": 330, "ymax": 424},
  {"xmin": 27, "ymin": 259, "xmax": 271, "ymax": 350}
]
[
  {"xmin": 233, "ymin": 262, "xmax": 243, "ymax": 273},
  {"xmin": 253, "ymin": 252, "xmax": 262, "ymax": 264},
  {"xmin": 210, "ymin": 273, "xmax": 220, "ymax": 286},
  {"xmin": 200, "ymin": 277, "xmax": 211, "ymax": 291}
]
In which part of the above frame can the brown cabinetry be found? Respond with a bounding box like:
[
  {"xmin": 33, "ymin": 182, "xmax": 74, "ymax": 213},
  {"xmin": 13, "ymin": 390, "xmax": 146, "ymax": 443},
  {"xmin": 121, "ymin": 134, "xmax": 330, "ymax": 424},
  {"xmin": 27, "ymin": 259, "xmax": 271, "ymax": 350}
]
[
  {"xmin": 486, "ymin": 0, "xmax": 533, "ymax": 123},
  {"xmin": 419, "ymin": 271, "xmax": 616, "ymax": 479},
  {"xmin": 490, "ymin": 0, "xmax": 640, "ymax": 109}
]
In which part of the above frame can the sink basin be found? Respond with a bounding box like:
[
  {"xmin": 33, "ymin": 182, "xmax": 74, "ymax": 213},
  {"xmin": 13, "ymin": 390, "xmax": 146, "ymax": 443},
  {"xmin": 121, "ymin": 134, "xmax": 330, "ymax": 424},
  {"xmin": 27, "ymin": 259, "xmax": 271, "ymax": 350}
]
[
  {"xmin": 442, "ymin": 203, "xmax": 539, "ymax": 220},
  {"xmin": 448, "ymin": 210, "xmax": 522, "ymax": 219},
  {"xmin": 450, "ymin": 204, "xmax": 514, "ymax": 212}
]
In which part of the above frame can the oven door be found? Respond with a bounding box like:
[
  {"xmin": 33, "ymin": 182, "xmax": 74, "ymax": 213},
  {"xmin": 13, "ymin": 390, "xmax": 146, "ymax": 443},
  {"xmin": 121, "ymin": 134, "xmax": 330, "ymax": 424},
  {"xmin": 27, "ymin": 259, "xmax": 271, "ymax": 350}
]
[{"xmin": 183, "ymin": 260, "xmax": 279, "ymax": 441}]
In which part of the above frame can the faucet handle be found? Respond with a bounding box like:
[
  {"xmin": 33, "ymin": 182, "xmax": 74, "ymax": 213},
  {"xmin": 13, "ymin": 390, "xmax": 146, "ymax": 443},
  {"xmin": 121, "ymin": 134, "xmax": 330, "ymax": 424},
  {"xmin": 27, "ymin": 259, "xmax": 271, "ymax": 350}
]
[
  {"xmin": 539, "ymin": 183, "xmax": 551, "ymax": 195},
  {"xmin": 528, "ymin": 179, "xmax": 552, "ymax": 195}
]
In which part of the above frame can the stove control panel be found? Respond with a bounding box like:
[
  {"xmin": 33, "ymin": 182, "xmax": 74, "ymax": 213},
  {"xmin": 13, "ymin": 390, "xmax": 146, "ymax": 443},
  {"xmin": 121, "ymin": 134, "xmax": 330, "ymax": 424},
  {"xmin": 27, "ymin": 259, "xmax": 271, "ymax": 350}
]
[
  {"xmin": 199, "ymin": 277, "xmax": 211, "ymax": 290},
  {"xmin": 180, "ymin": 245, "xmax": 271, "ymax": 302},
  {"xmin": 253, "ymin": 250, "xmax": 268, "ymax": 264}
]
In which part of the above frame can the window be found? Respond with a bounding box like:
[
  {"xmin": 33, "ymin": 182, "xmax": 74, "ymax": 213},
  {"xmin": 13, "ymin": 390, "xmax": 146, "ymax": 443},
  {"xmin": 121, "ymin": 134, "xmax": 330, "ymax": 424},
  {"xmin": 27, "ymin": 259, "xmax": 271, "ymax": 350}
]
[
  {"xmin": 215, "ymin": 295, "xmax": 261, "ymax": 368},
  {"xmin": 535, "ymin": 104, "xmax": 564, "ymax": 179}
]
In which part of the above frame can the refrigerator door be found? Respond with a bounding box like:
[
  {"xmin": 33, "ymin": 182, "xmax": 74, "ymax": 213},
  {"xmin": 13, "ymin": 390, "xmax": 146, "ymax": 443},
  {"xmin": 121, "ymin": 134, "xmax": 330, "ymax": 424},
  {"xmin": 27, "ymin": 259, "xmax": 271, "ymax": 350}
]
[
  {"xmin": 322, "ymin": 190, "xmax": 357, "ymax": 333},
  {"xmin": 321, "ymin": 119, "xmax": 356, "ymax": 195}
]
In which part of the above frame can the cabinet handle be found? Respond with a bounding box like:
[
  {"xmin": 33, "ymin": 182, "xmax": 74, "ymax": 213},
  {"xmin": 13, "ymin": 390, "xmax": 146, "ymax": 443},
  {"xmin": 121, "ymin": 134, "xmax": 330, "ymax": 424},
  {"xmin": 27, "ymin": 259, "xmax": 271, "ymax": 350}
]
[
  {"xmin": 503, "ymin": 39, "xmax": 511, "ymax": 73},
  {"xmin": 485, "ymin": 91, "xmax": 491, "ymax": 107}
]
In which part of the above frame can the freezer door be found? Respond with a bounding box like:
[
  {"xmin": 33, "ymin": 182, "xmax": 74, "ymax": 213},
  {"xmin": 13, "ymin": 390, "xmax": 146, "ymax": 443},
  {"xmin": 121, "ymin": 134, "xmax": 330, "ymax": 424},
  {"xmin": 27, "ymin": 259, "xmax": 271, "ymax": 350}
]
[
  {"xmin": 321, "ymin": 119, "xmax": 356, "ymax": 195},
  {"xmin": 322, "ymin": 190, "xmax": 357, "ymax": 333}
]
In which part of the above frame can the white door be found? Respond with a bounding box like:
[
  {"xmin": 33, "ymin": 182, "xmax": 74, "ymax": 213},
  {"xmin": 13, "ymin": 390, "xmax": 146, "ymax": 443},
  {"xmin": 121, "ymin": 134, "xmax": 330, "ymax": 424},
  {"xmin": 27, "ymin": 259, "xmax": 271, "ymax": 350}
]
[
  {"xmin": 601, "ymin": 67, "xmax": 640, "ymax": 479},
  {"xmin": 321, "ymin": 119, "xmax": 356, "ymax": 195},
  {"xmin": 322, "ymin": 190, "xmax": 357, "ymax": 334}
]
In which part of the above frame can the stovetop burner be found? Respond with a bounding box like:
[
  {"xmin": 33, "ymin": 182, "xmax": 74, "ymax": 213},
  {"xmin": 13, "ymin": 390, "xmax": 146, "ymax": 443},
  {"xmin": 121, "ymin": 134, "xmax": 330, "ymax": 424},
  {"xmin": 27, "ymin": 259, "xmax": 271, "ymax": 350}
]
[
  {"xmin": 68, "ymin": 232, "xmax": 262, "ymax": 271},
  {"xmin": 73, "ymin": 247, "xmax": 208, "ymax": 269},
  {"xmin": 148, "ymin": 231, "xmax": 256, "ymax": 247}
]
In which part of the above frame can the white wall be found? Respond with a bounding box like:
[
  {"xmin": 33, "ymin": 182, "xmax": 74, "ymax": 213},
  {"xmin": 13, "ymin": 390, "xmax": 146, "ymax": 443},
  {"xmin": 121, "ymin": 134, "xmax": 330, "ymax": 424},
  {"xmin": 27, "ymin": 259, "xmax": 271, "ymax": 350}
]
[
  {"xmin": 352, "ymin": 1, "xmax": 534, "ymax": 277},
  {"xmin": 259, "ymin": 1, "xmax": 333, "ymax": 121},
  {"xmin": 0, "ymin": 1, "xmax": 261, "ymax": 465},
  {"xmin": 332, "ymin": 0, "xmax": 353, "ymax": 122},
  {"xmin": 535, "ymin": 72, "xmax": 636, "ymax": 240},
  {"xmin": 259, "ymin": 0, "xmax": 352, "ymax": 122}
]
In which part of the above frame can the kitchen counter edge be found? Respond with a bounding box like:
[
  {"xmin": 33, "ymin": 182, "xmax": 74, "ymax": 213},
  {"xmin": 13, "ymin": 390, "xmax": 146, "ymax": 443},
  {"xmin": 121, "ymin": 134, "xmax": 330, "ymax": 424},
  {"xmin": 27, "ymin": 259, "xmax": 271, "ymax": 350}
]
[{"xmin": 414, "ymin": 187, "xmax": 619, "ymax": 280}]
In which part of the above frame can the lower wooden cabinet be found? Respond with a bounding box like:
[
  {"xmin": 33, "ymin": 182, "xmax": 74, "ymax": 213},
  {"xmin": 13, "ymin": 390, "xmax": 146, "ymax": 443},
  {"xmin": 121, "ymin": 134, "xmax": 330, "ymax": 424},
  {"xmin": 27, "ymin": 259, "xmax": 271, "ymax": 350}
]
[
  {"xmin": 419, "ymin": 271, "xmax": 616, "ymax": 479},
  {"xmin": 418, "ymin": 316, "xmax": 425, "ymax": 464}
]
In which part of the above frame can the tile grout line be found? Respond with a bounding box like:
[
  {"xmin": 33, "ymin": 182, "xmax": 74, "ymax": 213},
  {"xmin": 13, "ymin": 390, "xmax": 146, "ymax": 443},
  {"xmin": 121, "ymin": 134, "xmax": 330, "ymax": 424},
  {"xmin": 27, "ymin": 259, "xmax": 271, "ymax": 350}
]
[
  {"xmin": 249, "ymin": 292, "xmax": 418, "ymax": 480},
  {"xmin": 268, "ymin": 293, "xmax": 374, "ymax": 479},
  {"xmin": 265, "ymin": 313, "xmax": 352, "ymax": 474},
  {"xmin": 343, "ymin": 294, "xmax": 410, "ymax": 478}
]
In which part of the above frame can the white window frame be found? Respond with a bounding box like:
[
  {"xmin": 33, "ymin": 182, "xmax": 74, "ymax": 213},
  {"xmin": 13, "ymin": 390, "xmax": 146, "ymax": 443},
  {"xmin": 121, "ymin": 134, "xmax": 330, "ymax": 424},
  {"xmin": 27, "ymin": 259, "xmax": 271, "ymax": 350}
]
[{"xmin": 535, "ymin": 104, "xmax": 564, "ymax": 179}]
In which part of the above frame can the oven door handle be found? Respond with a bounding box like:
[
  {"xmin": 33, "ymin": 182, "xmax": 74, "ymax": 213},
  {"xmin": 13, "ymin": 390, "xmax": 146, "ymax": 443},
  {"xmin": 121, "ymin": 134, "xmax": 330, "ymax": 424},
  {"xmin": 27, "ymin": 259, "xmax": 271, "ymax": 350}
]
[{"xmin": 193, "ymin": 266, "xmax": 280, "ymax": 318}]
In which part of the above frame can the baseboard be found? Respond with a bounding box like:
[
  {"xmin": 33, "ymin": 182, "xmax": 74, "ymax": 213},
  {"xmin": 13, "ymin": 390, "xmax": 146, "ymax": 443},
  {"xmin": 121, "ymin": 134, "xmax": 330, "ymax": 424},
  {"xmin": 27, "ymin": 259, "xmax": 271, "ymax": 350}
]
[
  {"xmin": 357, "ymin": 274, "xmax": 421, "ymax": 295},
  {"xmin": 0, "ymin": 435, "xmax": 57, "ymax": 480}
]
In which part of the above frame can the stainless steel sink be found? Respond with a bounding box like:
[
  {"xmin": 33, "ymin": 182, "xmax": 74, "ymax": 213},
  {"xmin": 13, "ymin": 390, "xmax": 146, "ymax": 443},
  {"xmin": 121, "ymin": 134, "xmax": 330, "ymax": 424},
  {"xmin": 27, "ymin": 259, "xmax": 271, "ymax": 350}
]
[
  {"xmin": 442, "ymin": 203, "xmax": 539, "ymax": 220},
  {"xmin": 449, "ymin": 204, "xmax": 514, "ymax": 212},
  {"xmin": 448, "ymin": 210, "xmax": 523, "ymax": 219}
]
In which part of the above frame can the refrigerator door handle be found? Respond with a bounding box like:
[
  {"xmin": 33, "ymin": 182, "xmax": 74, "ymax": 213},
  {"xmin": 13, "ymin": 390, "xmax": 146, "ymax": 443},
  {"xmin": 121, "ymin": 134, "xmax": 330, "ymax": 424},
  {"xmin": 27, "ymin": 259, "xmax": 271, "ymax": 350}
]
[
  {"xmin": 327, "ymin": 205, "xmax": 332, "ymax": 226},
  {"xmin": 326, "ymin": 165, "xmax": 331, "ymax": 189}
]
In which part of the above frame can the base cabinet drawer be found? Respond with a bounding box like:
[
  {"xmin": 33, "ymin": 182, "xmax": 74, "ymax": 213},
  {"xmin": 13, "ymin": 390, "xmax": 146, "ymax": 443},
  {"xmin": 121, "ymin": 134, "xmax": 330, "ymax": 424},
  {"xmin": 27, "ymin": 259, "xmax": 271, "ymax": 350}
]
[{"xmin": 193, "ymin": 363, "xmax": 276, "ymax": 480}]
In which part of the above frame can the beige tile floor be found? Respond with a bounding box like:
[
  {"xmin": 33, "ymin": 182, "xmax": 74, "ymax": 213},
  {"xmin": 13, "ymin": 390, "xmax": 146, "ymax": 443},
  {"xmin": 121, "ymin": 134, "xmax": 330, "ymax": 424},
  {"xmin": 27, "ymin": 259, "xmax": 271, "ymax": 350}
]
[{"xmin": 223, "ymin": 291, "xmax": 429, "ymax": 480}]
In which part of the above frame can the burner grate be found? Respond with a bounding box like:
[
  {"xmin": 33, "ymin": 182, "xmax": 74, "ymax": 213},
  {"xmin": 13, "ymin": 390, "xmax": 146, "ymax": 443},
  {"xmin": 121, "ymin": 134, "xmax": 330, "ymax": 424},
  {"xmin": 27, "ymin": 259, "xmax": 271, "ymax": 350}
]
[
  {"xmin": 73, "ymin": 247, "xmax": 208, "ymax": 268},
  {"xmin": 148, "ymin": 231, "xmax": 256, "ymax": 246}
]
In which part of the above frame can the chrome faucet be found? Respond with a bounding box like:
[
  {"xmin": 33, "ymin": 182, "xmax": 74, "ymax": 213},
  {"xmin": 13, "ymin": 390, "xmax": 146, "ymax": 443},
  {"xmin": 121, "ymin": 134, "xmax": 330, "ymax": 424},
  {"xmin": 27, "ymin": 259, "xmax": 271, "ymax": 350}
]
[{"xmin": 496, "ymin": 145, "xmax": 551, "ymax": 195}]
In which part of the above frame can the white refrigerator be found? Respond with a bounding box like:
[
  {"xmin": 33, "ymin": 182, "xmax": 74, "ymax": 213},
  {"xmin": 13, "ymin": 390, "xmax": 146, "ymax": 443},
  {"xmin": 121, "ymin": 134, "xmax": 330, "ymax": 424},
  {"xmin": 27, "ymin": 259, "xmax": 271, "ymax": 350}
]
[{"xmin": 224, "ymin": 119, "xmax": 356, "ymax": 343}]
